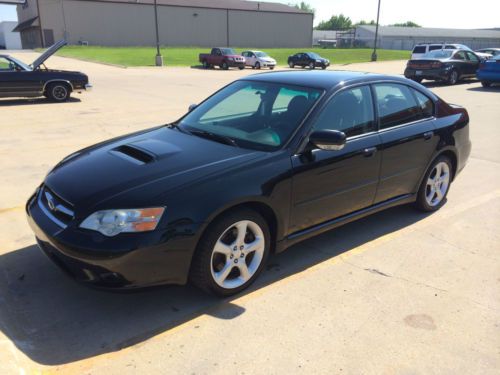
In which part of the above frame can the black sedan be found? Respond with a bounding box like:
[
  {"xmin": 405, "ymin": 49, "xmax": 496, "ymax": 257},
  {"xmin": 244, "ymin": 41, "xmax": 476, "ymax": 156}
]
[
  {"xmin": 27, "ymin": 71, "xmax": 471, "ymax": 296},
  {"xmin": 288, "ymin": 52, "xmax": 330, "ymax": 69},
  {"xmin": 0, "ymin": 40, "xmax": 91, "ymax": 101},
  {"xmin": 404, "ymin": 49, "xmax": 481, "ymax": 85}
]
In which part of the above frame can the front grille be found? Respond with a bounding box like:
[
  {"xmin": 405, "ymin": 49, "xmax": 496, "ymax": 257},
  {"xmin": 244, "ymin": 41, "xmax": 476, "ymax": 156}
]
[{"xmin": 38, "ymin": 186, "xmax": 74, "ymax": 228}]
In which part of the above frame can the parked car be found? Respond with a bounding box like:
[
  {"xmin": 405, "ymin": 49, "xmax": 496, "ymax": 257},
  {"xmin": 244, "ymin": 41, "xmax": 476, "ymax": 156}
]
[
  {"xmin": 27, "ymin": 71, "xmax": 471, "ymax": 296},
  {"xmin": 475, "ymin": 48, "xmax": 500, "ymax": 58},
  {"xmin": 199, "ymin": 47, "xmax": 245, "ymax": 70},
  {"xmin": 288, "ymin": 52, "xmax": 330, "ymax": 69},
  {"xmin": 476, "ymin": 56, "xmax": 500, "ymax": 87},
  {"xmin": 411, "ymin": 43, "xmax": 490, "ymax": 60},
  {"xmin": 241, "ymin": 50, "xmax": 276, "ymax": 69},
  {"xmin": 405, "ymin": 49, "xmax": 481, "ymax": 84},
  {"xmin": 0, "ymin": 40, "xmax": 91, "ymax": 101}
]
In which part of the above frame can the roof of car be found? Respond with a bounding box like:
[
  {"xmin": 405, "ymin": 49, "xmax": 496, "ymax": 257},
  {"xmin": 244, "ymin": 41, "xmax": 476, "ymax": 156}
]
[{"xmin": 242, "ymin": 70, "xmax": 407, "ymax": 90}]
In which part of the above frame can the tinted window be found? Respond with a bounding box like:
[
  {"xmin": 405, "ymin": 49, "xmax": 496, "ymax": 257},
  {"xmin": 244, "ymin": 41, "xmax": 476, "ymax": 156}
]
[
  {"xmin": 413, "ymin": 90, "xmax": 434, "ymax": 118},
  {"xmin": 428, "ymin": 45, "xmax": 442, "ymax": 51},
  {"xmin": 374, "ymin": 83, "xmax": 422, "ymax": 129},
  {"xmin": 413, "ymin": 46, "xmax": 426, "ymax": 54},
  {"xmin": 466, "ymin": 52, "xmax": 479, "ymax": 62},
  {"xmin": 454, "ymin": 51, "xmax": 466, "ymax": 60},
  {"xmin": 313, "ymin": 86, "xmax": 375, "ymax": 138}
]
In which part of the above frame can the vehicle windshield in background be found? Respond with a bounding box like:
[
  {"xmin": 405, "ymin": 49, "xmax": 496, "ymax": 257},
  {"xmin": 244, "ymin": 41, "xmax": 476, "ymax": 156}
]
[
  {"xmin": 179, "ymin": 80, "xmax": 323, "ymax": 151},
  {"xmin": 221, "ymin": 48, "xmax": 237, "ymax": 55},
  {"xmin": 9, "ymin": 56, "xmax": 32, "ymax": 71},
  {"xmin": 308, "ymin": 52, "xmax": 321, "ymax": 59},
  {"xmin": 255, "ymin": 51, "xmax": 269, "ymax": 57},
  {"xmin": 424, "ymin": 50, "xmax": 453, "ymax": 59}
]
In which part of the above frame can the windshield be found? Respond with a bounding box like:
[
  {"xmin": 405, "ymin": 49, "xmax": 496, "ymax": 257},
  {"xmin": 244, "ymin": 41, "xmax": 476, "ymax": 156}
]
[
  {"xmin": 308, "ymin": 52, "xmax": 321, "ymax": 59},
  {"xmin": 179, "ymin": 81, "xmax": 323, "ymax": 151},
  {"xmin": 8, "ymin": 56, "xmax": 32, "ymax": 71},
  {"xmin": 423, "ymin": 50, "xmax": 453, "ymax": 59},
  {"xmin": 255, "ymin": 51, "xmax": 269, "ymax": 58},
  {"xmin": 221, "ymin": 48, "xmax": 237, "ymax": 55}
]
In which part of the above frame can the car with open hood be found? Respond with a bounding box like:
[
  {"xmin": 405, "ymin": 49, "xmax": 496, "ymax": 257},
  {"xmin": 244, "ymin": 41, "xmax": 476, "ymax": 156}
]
[
  {"xmin": 26, "ymin": 71, "xmax": 471, "ymax": 296},
  {"xmin": 0, "ymin": 40, "xmax": 91, "ymax": 101}
]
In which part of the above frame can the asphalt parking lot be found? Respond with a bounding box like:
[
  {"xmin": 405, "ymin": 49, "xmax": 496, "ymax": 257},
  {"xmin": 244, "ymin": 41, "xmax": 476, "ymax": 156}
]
[{"xmin": 0, "ymin": 53, "xmax": 499, "ymax": 374}]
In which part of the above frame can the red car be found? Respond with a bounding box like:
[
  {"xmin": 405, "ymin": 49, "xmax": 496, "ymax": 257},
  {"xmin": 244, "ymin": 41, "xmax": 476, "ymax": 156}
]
[{"xmin": 199, "ymin": 48, "xmax": 245, "ymax": 70}]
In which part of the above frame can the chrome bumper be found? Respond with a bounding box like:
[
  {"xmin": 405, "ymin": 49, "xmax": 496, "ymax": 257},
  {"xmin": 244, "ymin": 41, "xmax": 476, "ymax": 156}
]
[{"xmin": 84, "ymin": 83, "xmax": 93, "ymax": 91}]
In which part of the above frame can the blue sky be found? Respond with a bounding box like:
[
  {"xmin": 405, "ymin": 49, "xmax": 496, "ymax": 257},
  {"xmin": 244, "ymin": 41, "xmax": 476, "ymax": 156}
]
[{"xmin": 1, "ymin": 0, "xmax": 499, "ymax": 29}]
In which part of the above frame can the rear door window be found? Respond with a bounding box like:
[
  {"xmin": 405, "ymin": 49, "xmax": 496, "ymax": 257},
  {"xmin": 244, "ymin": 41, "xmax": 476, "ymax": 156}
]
[
  {"xmin": 428, "ymin": 45, "xmax": 442, "ymax": 51},
  {"xmin": 374, "ymin": 83, "xmax": 423, "ymax": 129},
  {"xmin": 413, "ymin": 46, "xmax": 426, "ymax": 54}
]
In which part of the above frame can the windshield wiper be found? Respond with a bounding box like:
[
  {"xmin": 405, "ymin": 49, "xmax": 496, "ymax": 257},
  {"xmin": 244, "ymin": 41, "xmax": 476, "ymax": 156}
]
[
  {"xmin": 190, "ymin": 130, "xmax": 239, "ymax": 147},
  {"xmin": 166, "ymin": 122, "xmax": 191, "ymax": 134}
]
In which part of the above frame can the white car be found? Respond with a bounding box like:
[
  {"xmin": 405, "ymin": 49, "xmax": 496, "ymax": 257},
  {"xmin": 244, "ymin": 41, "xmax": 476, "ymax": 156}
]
[
  {"xmin": 241, "ymin": 51, "xmax": 276, "ymax": 69},
  {"xmin": 411, "ymin": 43, "xmax": 491, "ymax": 60}
]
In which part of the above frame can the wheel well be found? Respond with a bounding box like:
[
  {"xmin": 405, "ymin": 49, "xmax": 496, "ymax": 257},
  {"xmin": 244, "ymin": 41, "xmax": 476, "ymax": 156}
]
[
  {"xmin": 438, "ymin": 150, "xmax": 457, "ymax": 180},
  {"xmin": 203, "ymin": 202, "xmax": 279, "ymax": 254},
  {"xmin": 44, "ymin": 81, "xmax": 72, "ymax": 93}
]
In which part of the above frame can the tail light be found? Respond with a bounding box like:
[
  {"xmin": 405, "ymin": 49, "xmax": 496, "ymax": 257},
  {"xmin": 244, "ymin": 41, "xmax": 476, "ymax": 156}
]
[{"xmin": 430, "ymin": 61, "xmax": 442, "ymax": 68}]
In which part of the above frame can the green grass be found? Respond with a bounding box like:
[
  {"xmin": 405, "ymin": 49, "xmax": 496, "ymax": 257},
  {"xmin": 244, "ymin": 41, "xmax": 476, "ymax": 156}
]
[{"xmin": 52, "ymin": 46, "xmax": 410, "ymax": 67}]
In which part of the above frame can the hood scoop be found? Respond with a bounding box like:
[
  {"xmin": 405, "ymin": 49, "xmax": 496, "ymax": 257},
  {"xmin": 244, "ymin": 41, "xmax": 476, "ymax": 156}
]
[
  {"xmin": 110, "ymin": 145, "xmax": 156, "ymax": 165},
  {"xmin": 109, "ymin": 138, "xmax": 181, "ymax": 165}
]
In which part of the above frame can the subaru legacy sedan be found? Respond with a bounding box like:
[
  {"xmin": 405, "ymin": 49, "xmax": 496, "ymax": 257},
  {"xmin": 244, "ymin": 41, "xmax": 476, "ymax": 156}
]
[{"xmin": 27, "ymin": 71, "xmax": 471, "ymax": 296}]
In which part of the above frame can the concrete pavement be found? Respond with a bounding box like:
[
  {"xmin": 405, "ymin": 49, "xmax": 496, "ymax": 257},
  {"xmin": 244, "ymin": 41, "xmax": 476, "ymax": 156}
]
[{"xmin": 0, "ymin": 54, "xmax": 499, "ymax": 374}]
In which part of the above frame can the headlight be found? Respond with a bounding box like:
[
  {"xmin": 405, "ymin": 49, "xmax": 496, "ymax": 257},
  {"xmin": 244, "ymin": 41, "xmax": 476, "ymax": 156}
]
[
  {"xmin": 316, "ymin": 59, "xmax": 321, "ymax": 62},
  {"xmin": 80, "ymin": 207, "xmax": 165, "ymax": 237}
]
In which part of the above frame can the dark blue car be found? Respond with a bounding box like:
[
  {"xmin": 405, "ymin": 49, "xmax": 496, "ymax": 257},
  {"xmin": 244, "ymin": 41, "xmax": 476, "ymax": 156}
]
[{"xmin": 477, "ymin": 57, "xmax": 500, "ymax": 87}]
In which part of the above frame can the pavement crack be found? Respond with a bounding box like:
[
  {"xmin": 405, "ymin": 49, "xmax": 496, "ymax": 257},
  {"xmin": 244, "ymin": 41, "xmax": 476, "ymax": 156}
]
[{"xmin": 364, "ymin": 268, "xmax": 391, "ymax": 277}]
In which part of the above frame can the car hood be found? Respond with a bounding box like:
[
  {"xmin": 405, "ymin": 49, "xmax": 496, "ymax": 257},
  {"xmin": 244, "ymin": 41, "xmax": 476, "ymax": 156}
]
[
  {"xmin": 31, "ymin": 39, "xmax": 67, "ymax": 69},
  {"xmin": 44, "ymin": 127, "xmax": 262, "ymax": 212}
]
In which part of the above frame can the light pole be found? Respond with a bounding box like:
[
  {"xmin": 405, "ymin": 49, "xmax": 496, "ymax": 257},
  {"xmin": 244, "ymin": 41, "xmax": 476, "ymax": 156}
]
[
  {"xmin": 154, "ymin": 0, "xmax": 163, "ymax": 66},
  {"xmin": 371, "ymin": 0, "xmax": 381, "ymax": 61}
]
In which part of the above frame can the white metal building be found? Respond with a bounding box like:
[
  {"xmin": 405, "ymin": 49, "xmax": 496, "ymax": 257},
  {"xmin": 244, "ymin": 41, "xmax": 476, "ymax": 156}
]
[
  {"xmin": 355, "ymin": 25, "xmax": 500, "ymax": 50},
  {"xmin": 0, "ymin": 21, "xmax": 22, "ymax": 49}
]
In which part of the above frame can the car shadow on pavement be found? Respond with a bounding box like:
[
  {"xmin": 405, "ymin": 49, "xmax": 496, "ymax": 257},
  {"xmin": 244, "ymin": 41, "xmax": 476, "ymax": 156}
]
[
  {"xmin": 0, "ymin": 97, "xmax": 81, "ymax": 107},
  {"xmin": 0, "ymin": 204, "xmax": 432, "ymax": 366},
  {"xmin": 421, "ymin": 79, "xmax": 478, "ymax": 89},
  {"xmin": 467, "ymin": 86, "xmax": 500, "ymax": 92}
]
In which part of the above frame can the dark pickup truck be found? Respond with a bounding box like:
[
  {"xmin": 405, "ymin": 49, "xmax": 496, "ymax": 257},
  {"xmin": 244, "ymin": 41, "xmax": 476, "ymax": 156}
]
[{"xmin": 199, "ymin": 48, "xmax": 246, "ymax": 70}]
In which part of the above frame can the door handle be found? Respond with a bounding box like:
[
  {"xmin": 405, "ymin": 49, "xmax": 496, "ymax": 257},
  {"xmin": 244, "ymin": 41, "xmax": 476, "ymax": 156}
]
[
  {"xmin": 363, "ymin": 147, "xmax": 377, "ymax": 157},
  {"xmin": 423, "ymin": 131, "xmax": 434, "ymax": 140}
]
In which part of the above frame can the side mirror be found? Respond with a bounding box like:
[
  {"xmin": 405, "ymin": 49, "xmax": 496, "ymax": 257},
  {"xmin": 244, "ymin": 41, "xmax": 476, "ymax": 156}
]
[
  {"xmin": 309, "ymin": 130, "xmax": 346, "ymax": 151},
  {"xmin": 188, "ymin": 103, "xmax": 198, "ymax": 112}
]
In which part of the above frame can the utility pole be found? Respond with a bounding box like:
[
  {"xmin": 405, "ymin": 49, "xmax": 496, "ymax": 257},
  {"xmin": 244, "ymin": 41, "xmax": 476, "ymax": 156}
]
[
  {"xmin": 154, "ymin": 0, "xmax": 163, "ymax": 66},
  {"xmin": 371, "ymin": 0, "xmax": 381, "ymax": 62}
]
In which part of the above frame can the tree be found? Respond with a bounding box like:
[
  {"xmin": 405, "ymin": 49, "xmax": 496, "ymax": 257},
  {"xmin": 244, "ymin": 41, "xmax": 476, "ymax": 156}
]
[
  {"xmin": 290, "ymin": 2, "xmax": 315, "ymax": 17},
  {"xmin": 389, "ymin": 21, "xmax": 421, "ymax": 27},
  {"xmin": 315, "ymin": 14, "xmax": 353, "ymax": 30},
  {"xmin": 356, "ymin": 20, "xmax": 376, "ymax": 26}
]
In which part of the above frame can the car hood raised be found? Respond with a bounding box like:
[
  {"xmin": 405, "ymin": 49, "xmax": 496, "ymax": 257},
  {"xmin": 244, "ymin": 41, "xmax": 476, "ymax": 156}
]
[
  {"xmin": 31, "ymin": 39, "xmax": 67, "ymax": 69},
  {"xmin": 44, "ymin": 127, "xmax": 262, "ymax": 212}
]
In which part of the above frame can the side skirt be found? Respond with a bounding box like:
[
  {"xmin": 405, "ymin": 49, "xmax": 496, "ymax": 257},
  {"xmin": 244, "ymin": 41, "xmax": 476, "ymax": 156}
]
[{"xmin": 276, "ymin": 194, "xmax": 416, "ymax": 252}]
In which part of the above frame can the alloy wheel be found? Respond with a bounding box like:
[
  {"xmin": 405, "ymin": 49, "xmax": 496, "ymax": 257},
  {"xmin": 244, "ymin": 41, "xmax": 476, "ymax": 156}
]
[
  {"xmin": 53, "ymin": 85, "xmax": 68, "ymax": 100},
  {"xmin": 210, "ymin": 220, "xmax": 265, "ymax": 289},
  {"xmin": 425, "ymin": 161, "xmax": 450, "ymax": 206}
]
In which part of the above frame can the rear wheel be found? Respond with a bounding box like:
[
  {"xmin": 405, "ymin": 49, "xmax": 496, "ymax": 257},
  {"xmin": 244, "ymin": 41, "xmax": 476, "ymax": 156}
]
[
  {"xmin": 46, "ymin": 82, "xmax": 71, "ymax": 102},
  {"xmin": 309, "ymin": 62, "xmax": 315, "ymax": 69},
  {"xmin": 481, "ymin": 81, "xmax": 491, "ymax": 87},
  {"xmin": 202, "ymin": 60, "xmax": 210, "ymax": 69},
  {"xmin": 288, "ymin": 61, "xmax": 294, "ymax": 68},
  {"xmin": 415, "ymin": 156, "xmax": 452, "ymax": 212},
  {"xmin": 448, "ymin": 69, "xmax": 459, "ymax": 85},
  {"xmin": 190, "ymin": 209, "xmax": 270, "ymax": 296}
]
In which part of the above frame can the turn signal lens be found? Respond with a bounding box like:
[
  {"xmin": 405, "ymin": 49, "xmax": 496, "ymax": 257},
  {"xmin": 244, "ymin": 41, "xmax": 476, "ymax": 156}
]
[{"xmin": 80, "ymin": 207, "xmax": 165, "ymax": 237}]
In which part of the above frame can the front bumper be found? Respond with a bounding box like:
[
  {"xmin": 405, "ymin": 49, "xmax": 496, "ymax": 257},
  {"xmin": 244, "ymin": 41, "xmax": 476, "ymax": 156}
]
[
  {"xmin": 84, "ymin": 83, "xmax": 93, "ymax": 91},
  {"xmin": 26, "ymin": 187, "xmax": 199, "ymax": 289},
  {"xmin": 404, "ymin": 67, "xmax": 450, "ymax": 81},
  {"xmin": 227, "ymin": 60, "xmax": 245, "ymax": 68}
]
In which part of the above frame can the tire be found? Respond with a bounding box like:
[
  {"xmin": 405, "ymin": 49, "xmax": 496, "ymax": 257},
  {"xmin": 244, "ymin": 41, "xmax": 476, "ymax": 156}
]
[
  {"xmin": 288, "ymin": 61, "xmax": 294, "ymax": 68},
  {"xmin": 269, "ymin": 66, "xmax": 275, "ymax": 70},
  {"xmin": 447, "ymin": 69, "xmax": 459, "ymax": 85},
  {"xmin": 255, "ymin": 61, "xmax": 261, "ymax": 70},
  {"xmin": 190, "ymin": 208, "xmax": 271, "ymax": 297},
  {"xmin": 46, "ymin": 82, "xmax": 71, "ymax": 102},
  {"xmin": 321, "ymin": 65, "xmax": 327, "ymax": 70},
  {"xmin": 309, "ymin": 62, "xmax": 315, "ymax": 69},
  {"xmin": 238, "ymin": 66, "xmax": 245, "ymax": 70},
  {"xmin": 202, "ymin": 60, "xmax": 209, "ymax": 69},
  {"xmin": 415, "ymin": 156, "xmax": 453, "ymax": 212},
  {"xmin": 481, "ymin": 81, "xmax": 491, "ymax": 87},
  {"xmin": 221, "ymin": 61, "xmax": 229, "ymax": 70},
  {"xmin": 411, "ymin": 77, "xmax": 423, "ymax": 83}
]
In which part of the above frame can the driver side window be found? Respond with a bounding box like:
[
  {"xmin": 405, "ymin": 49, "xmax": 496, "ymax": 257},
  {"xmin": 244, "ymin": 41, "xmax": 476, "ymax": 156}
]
[
  {"xmin": 312, "ymin": 86, "xmax": 375, "ymax": 138},
  {"xmin": 0, "ymin": 57, "xmax": 15, "ymax": 71}
]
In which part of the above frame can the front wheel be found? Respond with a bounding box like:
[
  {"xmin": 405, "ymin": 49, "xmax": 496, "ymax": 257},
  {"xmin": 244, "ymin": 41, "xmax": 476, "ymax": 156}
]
[
  {"xmin": 238, "ymin": 66, "xmax": 245, "ymax": 70},
  {"xmin": 288, "ymin": 61, "xmax": 294, "ymax": 68},
  {"xmin": 481, "ymin": 81, "xmax": 491, "ymax": 87},
  {"xmin": 46, "ymin": 82, "xmax": 71, "ymax": 102},
  {"xmin": 411, "ymin": 77, "xmax": 423, "ymax": 83},
  {"xmin": 309, "ymin": 62, "xmax": 315, "ymax": 69},
  {"xmin": 190, "ymin": 209, "xmax": 270, "ymax": 296},
  {"xmin": 255, "ymin": 62, "xmax": 261, "ymax": 70},
  {"xmin": 221, "ymin": 61, "xmax": 229, "ymax": 70},
  {"xmin": 415, "ymin": 156, "xmax": 452, "ymax": 212},
  {"xmin": 321, "ymin": 65, "xmax": 327, "ymax": 70}
]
